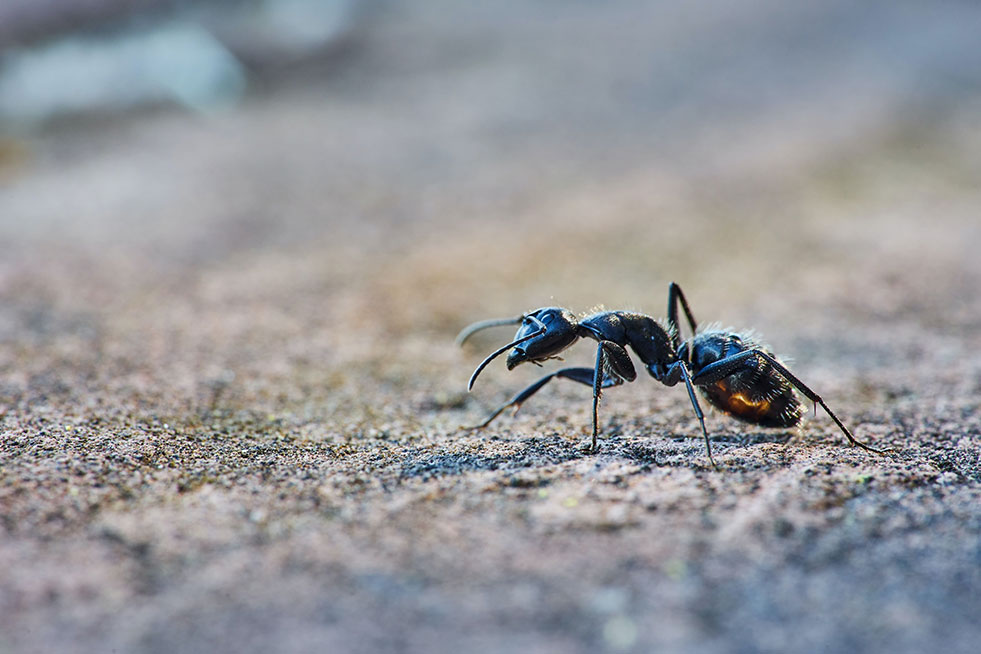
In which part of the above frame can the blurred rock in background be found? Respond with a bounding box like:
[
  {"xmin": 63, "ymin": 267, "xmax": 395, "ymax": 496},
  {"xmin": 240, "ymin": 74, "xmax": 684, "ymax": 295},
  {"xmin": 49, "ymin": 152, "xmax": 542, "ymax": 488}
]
[{"xmin": 0, "ymin": 0, "xmax": 362, "ymax": 127}]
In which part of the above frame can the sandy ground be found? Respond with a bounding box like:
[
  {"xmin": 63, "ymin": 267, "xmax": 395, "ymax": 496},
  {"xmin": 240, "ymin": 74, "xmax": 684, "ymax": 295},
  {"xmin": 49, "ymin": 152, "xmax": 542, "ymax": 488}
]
[{"xmin": 2, "ymin": 2, "xmax": 981, "ymax": 653}]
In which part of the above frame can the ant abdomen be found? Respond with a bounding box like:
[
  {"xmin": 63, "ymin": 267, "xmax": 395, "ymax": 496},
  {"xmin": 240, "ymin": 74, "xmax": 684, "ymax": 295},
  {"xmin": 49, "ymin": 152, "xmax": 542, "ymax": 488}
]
[{"xmin": 682, "ymin": 331, "xmax": 805, "ymax": 429}]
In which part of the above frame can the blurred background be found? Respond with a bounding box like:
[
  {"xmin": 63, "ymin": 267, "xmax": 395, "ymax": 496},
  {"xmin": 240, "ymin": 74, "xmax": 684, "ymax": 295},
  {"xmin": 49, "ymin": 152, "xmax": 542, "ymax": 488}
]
[
  {"xmin": 3, "ymin": 0, "xmax": 979, "ymax": 262},
  {"xmin": 2, "ymin": 1, "xmax": 981, "ymax": 653},
  {"xmin": 2, "ymin": 0, "xmax": 979, "ymax": 409}
]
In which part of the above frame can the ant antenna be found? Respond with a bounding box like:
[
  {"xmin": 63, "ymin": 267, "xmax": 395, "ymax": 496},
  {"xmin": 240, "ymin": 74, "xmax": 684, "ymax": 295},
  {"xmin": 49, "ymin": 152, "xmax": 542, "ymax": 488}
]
[
  {"xmin": 467, "ymin": 316, "xmax": 546, "ymax": 390},
  {"xmin": 455, "ymin": 316, "xmax": 524, "ymax": 346}
]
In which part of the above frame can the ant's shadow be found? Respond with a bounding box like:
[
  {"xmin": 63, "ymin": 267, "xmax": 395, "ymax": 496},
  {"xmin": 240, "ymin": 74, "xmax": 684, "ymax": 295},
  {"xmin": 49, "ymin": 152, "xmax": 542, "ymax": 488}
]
[
  {"xmin": 399, "ymin": 433, "xmax": 586, "ymax": 481},
  {"xmin": 705, "ymin": 431, "xmax": 795, "ymax": 447},
  {"xmin": 400, "ymin": 431, "xmax": 796, "ymax": 481},
  {"xmin": 618, "ymin": 430, "xmax": 795, "ymax": 468}
]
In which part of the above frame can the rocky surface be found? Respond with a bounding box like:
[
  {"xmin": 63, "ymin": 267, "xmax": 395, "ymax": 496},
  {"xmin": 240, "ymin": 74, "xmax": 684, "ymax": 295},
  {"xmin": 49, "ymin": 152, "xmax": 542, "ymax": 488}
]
[{"xmin": 2, "ymin": 2, "xmax": 980, "ymax": 652}]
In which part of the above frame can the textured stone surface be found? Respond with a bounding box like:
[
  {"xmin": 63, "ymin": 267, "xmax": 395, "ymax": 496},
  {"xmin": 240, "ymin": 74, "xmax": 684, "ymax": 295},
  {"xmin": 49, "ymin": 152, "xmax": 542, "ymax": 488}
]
[{"xmin": 2, "ymin": 2, "xmax": 980, "ymax": 653}]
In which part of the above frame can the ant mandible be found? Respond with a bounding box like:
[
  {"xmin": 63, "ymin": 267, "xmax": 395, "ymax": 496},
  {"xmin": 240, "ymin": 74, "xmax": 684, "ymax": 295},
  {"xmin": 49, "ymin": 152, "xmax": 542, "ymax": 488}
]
[{"xmin": 456, "ymin": 282, "xmax": 889, "ymax": 468}]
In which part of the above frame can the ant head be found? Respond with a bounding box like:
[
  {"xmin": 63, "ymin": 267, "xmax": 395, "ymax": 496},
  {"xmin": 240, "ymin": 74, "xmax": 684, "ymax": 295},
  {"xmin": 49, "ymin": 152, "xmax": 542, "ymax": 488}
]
[
  {"xmin": 506, "ymin": 308, "xmax": 579, "ymax": 369},
  {"xmin": 461, "ymin": 307, "xmax": 581, "ymax": 391}
]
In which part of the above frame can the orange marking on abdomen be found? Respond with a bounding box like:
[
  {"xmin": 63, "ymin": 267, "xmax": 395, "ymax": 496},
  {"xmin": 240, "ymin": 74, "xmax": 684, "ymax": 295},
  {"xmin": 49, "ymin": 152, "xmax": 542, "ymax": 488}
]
[
  {"xmin": 723, "ymin": 391, "xmax": 774, "ymax": 421},
  {"xmin": 704, "ymin": 381, "xmax": 774, "ymax": 422}
]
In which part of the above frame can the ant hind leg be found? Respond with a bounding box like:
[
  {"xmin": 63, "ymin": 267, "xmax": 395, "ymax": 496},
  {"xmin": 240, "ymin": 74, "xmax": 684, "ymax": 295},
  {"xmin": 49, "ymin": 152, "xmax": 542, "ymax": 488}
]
[
  {"xmin": 690, "ymin": 349, "xmax": 891, "ymax": 455},
  {"xmin": 751, "ymin": 350, "xmax": 892, "ymax": 455}
]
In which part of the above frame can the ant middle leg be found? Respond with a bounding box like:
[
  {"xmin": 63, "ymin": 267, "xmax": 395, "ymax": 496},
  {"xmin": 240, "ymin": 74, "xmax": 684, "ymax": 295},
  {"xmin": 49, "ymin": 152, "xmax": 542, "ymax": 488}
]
[
  {"xmin": 667, "ymin": 282, "xmax": 699, "ymax": 350},
  {"xmin": 680, "ymin": 363, "xmax": 717, "ymax": 469},
  {"xmin": 651, "ymin": 360, "xmax": 718, "ymax": 469}
]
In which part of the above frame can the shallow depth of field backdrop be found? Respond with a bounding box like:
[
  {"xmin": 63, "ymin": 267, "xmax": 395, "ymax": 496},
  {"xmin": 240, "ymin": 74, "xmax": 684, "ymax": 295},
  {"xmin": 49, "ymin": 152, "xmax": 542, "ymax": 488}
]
[{"xmin": 2, "ymin": 1, "xmax": 980, "ymax": 653}]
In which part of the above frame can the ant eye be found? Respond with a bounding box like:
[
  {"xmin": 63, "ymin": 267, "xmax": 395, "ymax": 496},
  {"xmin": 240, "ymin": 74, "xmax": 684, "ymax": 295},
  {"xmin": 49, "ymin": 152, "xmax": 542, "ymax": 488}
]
[{"xmin": 542, "ymin": 313, "xmax": 554, "ymax": 324}]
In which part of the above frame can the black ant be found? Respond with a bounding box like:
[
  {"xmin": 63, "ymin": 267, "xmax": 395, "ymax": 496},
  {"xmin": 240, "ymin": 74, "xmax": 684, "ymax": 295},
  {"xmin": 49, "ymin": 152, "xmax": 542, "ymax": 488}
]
[{"xmin": 456, "ymin": 282, "xmax": 889, "ymax": 468}]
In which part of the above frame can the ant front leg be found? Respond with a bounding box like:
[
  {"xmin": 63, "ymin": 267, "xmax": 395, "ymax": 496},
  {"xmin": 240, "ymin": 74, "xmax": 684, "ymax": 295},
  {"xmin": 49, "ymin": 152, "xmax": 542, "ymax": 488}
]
[
  {"xmin": 467, "ymin": 367, "xmax": 623, "ymax": 431},
  {"xmin": 589, "ymin": 341, "xmax": 636, "ymax": 453}
]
